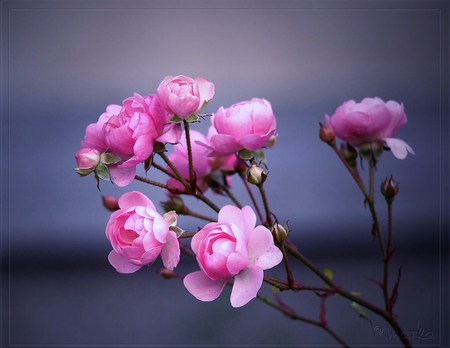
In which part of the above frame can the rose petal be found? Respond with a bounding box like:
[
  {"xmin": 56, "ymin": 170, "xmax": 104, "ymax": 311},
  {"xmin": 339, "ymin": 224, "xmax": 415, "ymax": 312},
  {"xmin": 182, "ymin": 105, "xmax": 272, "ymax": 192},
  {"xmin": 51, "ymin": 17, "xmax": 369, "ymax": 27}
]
[
  {"xmin": 384, "ymin": 137, "xmax": 415, "ymax": 159},
  {"xmin": 109, "ymin": 165, "xmax": 137, "ymax": 187},
  {"xmin": 247, "ymin": 226, "xmax": 283, "ymax": 270},
  {"xmin": 108, "ymin": 250, "xmax": 142, "ymax": 274},
  {"xmin": 218, "ymin": 205, "xmax": 245, "ymax": 232},
  {"xmin": 118, "ymin": 191, "xmax": 155, "ymax": 210},
  {"xmin": 230, "ymin": 267, "xmax": 263, "ymax": 307},
  {"xmin": 160, "ymin": 231, "xmax": 180, "ymax": 270},
  {"xmin": 183, "ymin": 271, "xmax": 227, "ymax": 302},
  {"xmin": 209, "ymin": 134, "xmax": 241, "ymax": 155}
]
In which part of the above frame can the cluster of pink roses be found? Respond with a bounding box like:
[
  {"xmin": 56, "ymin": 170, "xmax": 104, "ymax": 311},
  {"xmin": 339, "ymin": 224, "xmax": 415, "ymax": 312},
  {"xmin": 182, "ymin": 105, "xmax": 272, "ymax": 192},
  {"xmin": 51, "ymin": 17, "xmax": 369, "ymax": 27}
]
[{"xmin": 75, "ymin": 75, "xmax": 413, "ymax": 308}]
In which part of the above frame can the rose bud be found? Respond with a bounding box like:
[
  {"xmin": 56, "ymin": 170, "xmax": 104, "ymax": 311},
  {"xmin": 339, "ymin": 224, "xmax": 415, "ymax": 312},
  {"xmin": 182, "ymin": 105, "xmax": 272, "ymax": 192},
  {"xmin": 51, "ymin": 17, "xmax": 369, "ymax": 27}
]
[
  {"xmin": 75, "ymin": 148, "xmax": 101, "ymax": 170},
  {"xmin": 247, "ymin": 165, "xmax": 267, "ymax": 186},
  {"xmin": 102, "ymin": 195, "xmax": 119, "ymax": 211},
  {"xmin": 380, "ymin": 176, "xmax": 399, "ymax": 201},
  {"xmin": 272, "ymin": 223, "xmax": 288, "ymax": 245},
  {"xmin": 319, "ymin": 116, "xmax": 335, "ymax": 144}
]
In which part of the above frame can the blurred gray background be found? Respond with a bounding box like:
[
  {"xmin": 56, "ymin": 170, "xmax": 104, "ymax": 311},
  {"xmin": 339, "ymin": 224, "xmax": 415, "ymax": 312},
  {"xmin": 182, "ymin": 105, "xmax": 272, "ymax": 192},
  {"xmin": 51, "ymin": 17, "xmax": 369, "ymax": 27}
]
[{"xmin": 1, "ymin": 0, "xmax": 449, "ymax": 347}]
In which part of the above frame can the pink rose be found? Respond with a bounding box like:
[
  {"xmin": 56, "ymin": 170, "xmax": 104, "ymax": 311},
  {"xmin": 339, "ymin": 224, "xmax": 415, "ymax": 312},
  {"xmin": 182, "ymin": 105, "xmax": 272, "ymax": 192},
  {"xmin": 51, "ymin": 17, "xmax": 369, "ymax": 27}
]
[
  {"xmin": 328, "ymin": 97, "xmax": 414, "ymax": 159},
  {"xmin": 183, "ymin": 205, "xmax": 283, "ymax": 307},
  {"xmin": 79, "ymin": 94, "xmax": 181, "ymax": 187},
  {"xmin": 106, "ymin": 191, "xmax": 180, "ymax": 274},
  {"xmin": 209, "ymin": 98, "xmax": 277, "ymax": 155},
  {"xmin": 75, "ymin": 148, "xmax": 100, "ymax": 170},
  {"xmin": 157, "ymin": 75, "xmax": 215, "ymax": 119},
  {"xmin": 167, "ymin": 128, "xmax": 237, "ymax": 192}
]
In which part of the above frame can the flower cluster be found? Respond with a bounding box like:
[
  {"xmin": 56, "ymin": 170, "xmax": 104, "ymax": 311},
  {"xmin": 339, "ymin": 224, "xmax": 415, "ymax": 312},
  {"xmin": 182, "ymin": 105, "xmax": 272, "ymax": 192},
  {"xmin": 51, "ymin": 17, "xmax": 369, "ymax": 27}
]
[{"xmin": 75, "ymin": 74, "xmax": 414, "ymax": 346}]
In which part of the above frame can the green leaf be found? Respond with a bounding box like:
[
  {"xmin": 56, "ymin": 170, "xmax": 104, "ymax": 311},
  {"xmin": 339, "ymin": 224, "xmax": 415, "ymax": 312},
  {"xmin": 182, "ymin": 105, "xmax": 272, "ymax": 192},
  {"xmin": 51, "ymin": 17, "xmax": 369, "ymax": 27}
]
[
  {"xmin": 350, "ymin": 302, "xmax": 369, "ymax": 320},
  {"xmin": 74, "ymin": 168, "xmax": 93, "ymax": 177},
  {"xmin": 95, "ymin": 163, "xmax": 110, "ymax": 181},
  {"xmin": 324, "ymin": 268, "xmax": 334, "ymax": 280},
  {"xmin": 100, "ymin": 153, "xmax": 121, "ymax": 165}
]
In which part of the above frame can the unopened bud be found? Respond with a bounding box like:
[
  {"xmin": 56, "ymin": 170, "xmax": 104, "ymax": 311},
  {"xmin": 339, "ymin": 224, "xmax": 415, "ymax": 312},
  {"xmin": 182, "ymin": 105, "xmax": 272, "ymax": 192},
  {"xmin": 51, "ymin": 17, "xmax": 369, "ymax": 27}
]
[
  {"xmin": 75, "ymin": 148, "xmax": 100, "ymax": 170},
  {"xmin": 247, "ymin": 165, "xmax": 267, "ymax": 186},
  {"xmin": 340, "ymin": 143, "xmax": 358, "ymax": 167},
  {"xmin": 272, "ymin": 223, "xmax": 288, "ymax": 245},
  {"xmin": 380, "ymin": 176, "xmax": 399, "ymax": 201},
  {"xmin": 161, "ymin": 195, "xmax": 185, "ymax": 214},
  {"xmin": 159, "ymin": 268, "xmax": 176, "ymax": 279},
  {"xmin": 102, "ymin": 195, "xmax": 119, "ymax": 211},
  {"xmin": 319, "ymin": 122, "xmax": 335, "ymax": 144}
]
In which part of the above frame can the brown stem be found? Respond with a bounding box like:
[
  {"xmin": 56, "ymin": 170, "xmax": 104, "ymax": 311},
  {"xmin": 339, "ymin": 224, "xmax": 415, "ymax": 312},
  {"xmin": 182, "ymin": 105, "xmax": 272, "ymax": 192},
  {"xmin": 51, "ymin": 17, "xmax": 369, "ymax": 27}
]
[
  {"xmin": 182, "ymin": 208, "xmax": 216, "ymax": 223},
  {"xmin": 183, "ymin": 120, "xmax": 196, "ymax": 190},
  {"xmin": 258, "ymin": 184, "xmax": 272, "ymax": 226},
  {"xmin": 158, "ymin": 152, "xmax": 190, "ymax": 190},
  {"xmin": 134, "ymin": 175, "xmax": 185, "ymax": 194},
  {"xmin": 284, "ymin": 243, "xmax": 411, "ymax": 347},
  {"xmin": 222, "ymin": 185, "xmax": 243, "ymax": 208},
  {"xmin": 152, "ymin": 162, "xmax": 177, "ymax": 179},
  {"xmin": 240, "ymin": 174, "xmax": 264, "ymax": 223},
  {"xmin": 256, "ymin": 295, "xmax": 349, "ymax": 348}
]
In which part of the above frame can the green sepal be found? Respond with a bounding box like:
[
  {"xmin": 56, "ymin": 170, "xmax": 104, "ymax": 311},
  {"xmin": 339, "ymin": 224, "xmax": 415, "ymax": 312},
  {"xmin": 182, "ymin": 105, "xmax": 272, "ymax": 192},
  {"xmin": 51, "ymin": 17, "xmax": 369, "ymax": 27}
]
[
  {"xmin": 74, "ymin": 168, "xmax": 93, "ymax": 177},
  {"xmin": 169, "ymin": 115, "xmax": 183, "ymax": 123},
  {"xmin": 170, "ymin": 225, "xmax": 185, "ymax": 238},
  {"xmin": 238, "ymin": 149, "xmax": 254, "ymax": 161},
  {"xmin": 144, "ymin": 155, "xmax": 153, "ymax": 173},
  {"xmin": 95, "ymin": 163, "xmax": 110, "ymax": 181},
  {"xmin": 184, "ymin": 114, "xmax": 199, "ymax": 123},
  {"xmin": 100, "ymin": 153, "xmax": 121, "ymax": 165},
  {"xmin": 254, "ymin": 149, "xmax": 266, "ymax": 164}
]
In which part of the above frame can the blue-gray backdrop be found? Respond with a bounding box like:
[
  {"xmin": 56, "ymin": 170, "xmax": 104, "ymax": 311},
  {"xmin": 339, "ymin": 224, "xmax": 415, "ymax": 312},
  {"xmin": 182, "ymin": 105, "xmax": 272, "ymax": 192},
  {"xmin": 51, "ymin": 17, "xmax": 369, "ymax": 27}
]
[{"xmin": 1, "ymin": 0, "xmax": 448, "ymax": 347}]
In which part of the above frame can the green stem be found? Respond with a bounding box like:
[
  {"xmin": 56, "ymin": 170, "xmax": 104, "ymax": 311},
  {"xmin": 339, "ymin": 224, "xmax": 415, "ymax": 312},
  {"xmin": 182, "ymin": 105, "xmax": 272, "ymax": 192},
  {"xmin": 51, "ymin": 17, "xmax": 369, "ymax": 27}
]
[
  {"xmin": 256, "ymin": 295, "xmax": 349, "ymax": 348},
  {"xmin": 134, "ymin": 175, "xmax": 185, "ymax": 194},
  {"xmin": 183, "ymin": 120, "xmax": 196, "ymax": 191},
  {"xmin": 284, "ymin": 243, "xmax": 411, "ymax": 348}
]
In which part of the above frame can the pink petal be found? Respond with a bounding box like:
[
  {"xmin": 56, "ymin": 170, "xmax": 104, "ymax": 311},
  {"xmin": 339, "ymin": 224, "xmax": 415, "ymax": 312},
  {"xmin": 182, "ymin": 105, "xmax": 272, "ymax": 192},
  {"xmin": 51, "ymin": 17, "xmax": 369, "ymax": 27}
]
[
  {"xmin": 118, "ymin": 191, "xmax": 155, "ymax": 210},
  {"xmin": 384, "ymin": 137, "xmax": 415, "ymax": 159},
  {"xmin": 157, "ymin": 123, "xmax": 182, "ymax": 144},
  {"xmin": 239, "ymin": 132, "xmax": 274, "ymax": 151},
  {"xmin": 108, "ymin": 250, "xmax": 142, "ymax": 274},
  {"xmin": 160, "ymin": 231, "xmax": 180, "ymax": 270},
  {"xmin": 247, "ymin": 226, "xmax": 283, "ymax": 270},
  {"xmin": 196, "ymin": 77, "xmax": 215, "ymax": 108},
  {"xmin": 109, "ymin": 165, "xmax": 137, "ymax": 187},
  {"xmin": 218, "ymin": 205, "xmax": 244, "ymax": 232},
  {"xmin": 230, "ymin": 267, "xmax": 263, "ymax": 307},
  {"xmin": 191, "ymin": 223, "xmax": 218, "ymax": 255},
  {"xmin": 209, "ymin": 134, "xmax": 241, "ymax": 155},
  {"xmin": 241, "ymin": 206, "xmax": 257, "ymax": 233},
  {"xmin": 133, "ymin": 135, "xmax": 154, "ymax": 162},
  {"xmin": 226, "ymin": 252, "xmax": 248, "ymax": 275},
  {"xmin": 183, "ymin": 271, "xmax": 227, "ymax": 302},
  {"xmin": 140, "ymin": 246, "xmax": 163, "ymax": 265}
]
